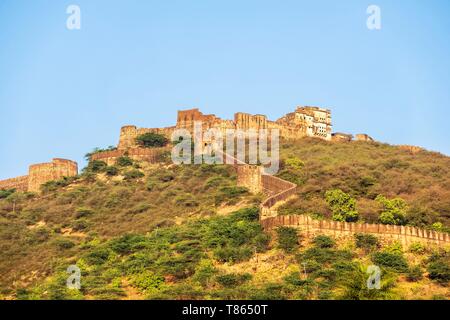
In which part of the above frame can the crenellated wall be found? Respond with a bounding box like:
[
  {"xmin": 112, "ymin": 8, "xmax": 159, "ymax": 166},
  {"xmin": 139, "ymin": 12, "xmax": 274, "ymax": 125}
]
[
  {"xmin": 118, "ymin": 106, "xmax": 335, "ymax": 150},
  {"xmin": 260, "ymin": 214, "xmax": 450, "ymax": 246}
]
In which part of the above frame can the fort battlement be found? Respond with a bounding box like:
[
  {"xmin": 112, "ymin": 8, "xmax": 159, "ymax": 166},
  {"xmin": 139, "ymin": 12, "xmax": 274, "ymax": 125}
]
[
  {"xmin": 117, "ymin": 106, "xmax": 334, "ymax": 150},
  {"xmin": 0, "ymin": 158, "xmax": 78, "ymax": 193},
  {"xmin": 260, "ymin": 214, "xmax": 450, "ymax": 246}
]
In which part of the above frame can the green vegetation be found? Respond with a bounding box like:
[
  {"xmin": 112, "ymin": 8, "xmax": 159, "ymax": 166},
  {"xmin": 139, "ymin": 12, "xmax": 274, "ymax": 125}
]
[
  {"xmin": 325, "ymin": 189, "xmax": 359, "ymax": 222},
  {"xmin": 84, "ymin": 146, "xmax": 117, "ymax": 161},
  {"xmin": 276, "ymin": 227, "xmax": 299, "ymax": 253},
  {"xmin": 116, "ymin": 156, "xmax": 133, "ymax": 167},
  {"xmin": 0, "ymin": 138, "xmax": 449, "ymax": 300},
  {"xmin": 376, "ymin": 195, "xmax": 407, "ymax": 225},
  {"xmin": 354, "ymin": 233, "xmax": 379, "ymax": 251},
  {"xmin": 0, "ymin": 189, "xmax": 16, "ymax": 199},
  {"xmin": 136, "ymin": 132, "xmax": 169, "ymax": 148},
  {"xmin": 277, "ymin": 138, "xmax": 450, "ymax": 228}
]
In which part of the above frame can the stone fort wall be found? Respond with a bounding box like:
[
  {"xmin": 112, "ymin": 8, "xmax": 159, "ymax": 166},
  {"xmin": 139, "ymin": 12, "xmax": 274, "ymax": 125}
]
[
  {"xmin": 0, "ymin": 175, "xmax": 29, "ymax": 192},
  {"xmin": 91, "ymin": 147, "xmax": 169, "ymax": 166},
  {"xmin": 222, "ymin": 148, "xmax": 448, "ymax": 246},
  {"xmin": 0, "ymin": 159, "xmax": 78, "ymax": 193},
  {"xmin": 260, "ymin": 214, "xmax": 450, "ymax": 246}
]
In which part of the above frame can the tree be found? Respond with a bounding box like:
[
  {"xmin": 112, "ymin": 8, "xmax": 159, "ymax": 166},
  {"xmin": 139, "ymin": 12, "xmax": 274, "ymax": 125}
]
[
  {"xmin": 376, "ymin": 195, "xmax": 407, "ymax": 225},
  {"xmin": 276, "ymin": 226, "xmax": 299, "ymax": 253},
  {"xmin": 325, "ymin": 189, "xmax": 359, "ymax": 222},
  {"xmin": 136, "ymin": 132, "xmax": 168, "ymax": 148}
]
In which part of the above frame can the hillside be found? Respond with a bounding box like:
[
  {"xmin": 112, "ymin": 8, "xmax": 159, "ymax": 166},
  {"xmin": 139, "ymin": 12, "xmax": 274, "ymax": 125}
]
[{"xmin": 0, "ymin": 139, "xmax": 449, "ymax": 300}]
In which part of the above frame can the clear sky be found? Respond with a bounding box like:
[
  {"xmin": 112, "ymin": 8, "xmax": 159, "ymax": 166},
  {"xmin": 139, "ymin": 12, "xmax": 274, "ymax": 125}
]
[{"xmin": 1, "ymin": 0, "xmax": 449, "ymax": 179}]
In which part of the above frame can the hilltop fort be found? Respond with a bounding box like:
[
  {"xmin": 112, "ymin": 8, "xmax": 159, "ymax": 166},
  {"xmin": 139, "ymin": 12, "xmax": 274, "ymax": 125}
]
[{"xmin": 0, "ymin": 105, "xmax": 373, "ymax": 192}]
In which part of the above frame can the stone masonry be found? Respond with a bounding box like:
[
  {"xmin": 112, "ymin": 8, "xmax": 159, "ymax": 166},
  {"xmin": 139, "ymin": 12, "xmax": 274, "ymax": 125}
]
[{"xmin": 0, "ymin": 158, "xmax": 78, "ymax": 193}]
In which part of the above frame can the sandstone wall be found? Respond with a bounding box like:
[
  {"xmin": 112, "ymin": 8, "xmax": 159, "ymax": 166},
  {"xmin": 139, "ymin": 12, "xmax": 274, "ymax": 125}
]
[
  {"xmin": 118, "ymin": 125, "xmax": 176, "ymax": 150},
  {"xmin": 236, "ymin": 165, "xmax": 263, "ymax": 194},
  {"xmin": 91, "ymin": 147, "xmax": 169, "ymax": 166},
  {"xmin": 260, "ymin": 215, "xmax": 450, "ymax": 246},
  {"xmin": 28, "ymin": 159, "xmax": 78, "ymax": 192},
  {"xmin": 0, "ymin": 175, "xmax": 29, "ymax": 192}
]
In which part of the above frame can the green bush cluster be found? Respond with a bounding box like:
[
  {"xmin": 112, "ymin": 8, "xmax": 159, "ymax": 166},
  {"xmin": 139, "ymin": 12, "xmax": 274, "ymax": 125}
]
[
  {"xmin": 276, "ymin": 227, "xmax": 299, "ymax": 253},
  {"xmin": 325, "ymin": 189, "xmax": 359, "ymax": 222},
  {"xmin": 136, "ymin": 132, "xmax": 169, "ymax": 148}
]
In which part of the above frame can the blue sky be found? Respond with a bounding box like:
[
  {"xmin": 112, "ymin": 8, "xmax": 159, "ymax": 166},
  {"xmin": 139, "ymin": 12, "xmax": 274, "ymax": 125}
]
[{"xmin": 0, "ymin": 0, "xmax": 449, "ymax": 179}]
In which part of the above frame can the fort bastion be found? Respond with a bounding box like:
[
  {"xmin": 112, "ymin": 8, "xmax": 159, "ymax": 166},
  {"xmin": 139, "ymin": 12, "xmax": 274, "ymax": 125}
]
[{"xmin": 0, "ymin": 158, "xmax": 78, "ymax": 193}]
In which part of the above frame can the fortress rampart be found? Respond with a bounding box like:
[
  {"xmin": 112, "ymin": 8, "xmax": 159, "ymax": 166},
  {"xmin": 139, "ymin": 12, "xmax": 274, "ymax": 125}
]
[
  {"xmin": 0, "ymin": 176, "xmax": 29, "ymax": 192},
  {"xmin": 221, "ymin": 147, "xmax": 448, "ymax": 246},
  {"xmin": 91, "ymin": 147, "xmax": 169, "ymax": 166},
  {"xmin": 260, "ymin": 214, "xmax": 450, "ymax": 246},
  {"xmin": 0, "ymin": 158, "xmax": 78, "ymax": 193},
  {"xmin": 118, "ymin": 106, "xmax": 334, "ymax": 150}
]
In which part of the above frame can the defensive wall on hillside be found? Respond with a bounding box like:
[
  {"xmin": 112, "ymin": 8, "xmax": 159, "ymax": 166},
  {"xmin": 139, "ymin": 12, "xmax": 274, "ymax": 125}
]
[
  {"xmin": 260, "ymin": 214, "xmax": 450, "ymax": 246},
  {"xmin": 0, "ymin": 159, "xmax": 78, "ymax": 193},
  {"xmin": 90, "ymin": 147, "xmax": 169, "ymax": 166}
]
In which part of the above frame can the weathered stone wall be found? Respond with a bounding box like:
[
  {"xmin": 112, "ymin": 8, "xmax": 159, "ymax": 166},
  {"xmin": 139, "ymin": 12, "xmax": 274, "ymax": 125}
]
[
  {"xmin": 0, "ymin": 175, "xmax": 29, "ymax": 192},
  {"xmin": 236, "ymin": 165, "xmax": 263, "ymax": 194},
  {"xmin": 119, "ymin": 106, "xmax": 335, "ymax": 150},
  {"xmin": 355, "ymin": 133, "xmax": 374, "ymax": 142},
  {"xmin": 260, "ymin": 215, "xmax": 450, "ymax": 246},
  {"xmin": 28, "ymin": 159, "xmax": 78, "ymax": 192},
  {"xmin": 91, "ymin": 147, "xmax": 169, "ymax": 166},
  {"xmin": 118, "ymin": 125, "xmax": 176, "ymax": 150}
]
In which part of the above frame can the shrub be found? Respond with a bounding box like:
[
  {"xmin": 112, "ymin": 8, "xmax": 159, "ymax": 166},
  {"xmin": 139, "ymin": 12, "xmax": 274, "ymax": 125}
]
[
  {"xmin": 85, "ymin": 248, "xmax": 112, "ymax": 265},
  {"xmin": 72, "ymin": 219, "xmax": 89, "ymax": 231},
  {"xmin": 372, "ymin": 252, "xmax": 408, "ymax": 272},
  {"xmin": 427, "ymin": 261, "xmax": 450, "ymax": 283},
  {"xmin": 215, "ymin": 186, "xmax": 248, "ymax": 205},
  {"xmin": 406, "ymin": 265, "xmax": 423, "ymax": 282},
  {"xmin": 213, "ymin": 246, "xmax": 252, "ymax": 263},
  {"xmin": 0, "ymin": 189, "xmax": 16, "ymax": 199},
  {"xmin": 325, "ymin": 189, "xmax": 359, "ymax": 222},
  {"xmin": 53, "ymin": 238, "xmax": 75, "ymax": 250},
  {"xmin": 276, "ymin": 226, "xmax": 299, "ymax": 253},
  {"xmin": 409, "ymin": 242, "xmax": 426, "ymax": 254},
  {"xmin": 75, "ymin": 207, "xmax": 94, "ymax": 219},
  {"xmin": 354, "ymin": 233, "xmax": 379, "ymax": 250},
  {"xmin": 146, "ymin": 180, "xmax": 156, "ymax": 191},
  {"xmin": 109, "ymin": 234, "xmax": 146, "ymax": 254},
  {"xmin": 376, "ymin": 195, "xmax": 407, "ymax": 225},
  {"xmin": 427, "ymin": 252, "xmax": 450, "ymax": 284},
  {"xmin": 193, "ymin": 260, "xmax": 217, "ymax": 286},
  {"xmin": 312, "ymin": 235, "xmax": 335, "ymax": 248},
  {"xmin": 131, "ymin": 271, "xmax": 165, "ymax": 293},
  {"xmin": 116, "ymin": 156, "xmax": 133, "ymax": 167},
  {"xmin": 105, "ymin": 166, "xmax": 119, "ymax": 176},
  {"xmin": 123, "ymin": 169, "xmax": 144, "ymax": 180},
  {"xmin": 285, "ymin": 157, "xmax": 305, "ymax": 170},
  {"xmin": 136, "ymin": 132, "xmax": 168, "ymax": 148},
  {"xmin": 41, "ymin": 176, "xmax": 77, "ymax": 192},
  {"xmin": 216, "ymin": 273, "xmax": 251, "ymax": 288},
  {"xmin": 87, "ymin": 160, "xmax": 107, "ymax": 173}
]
